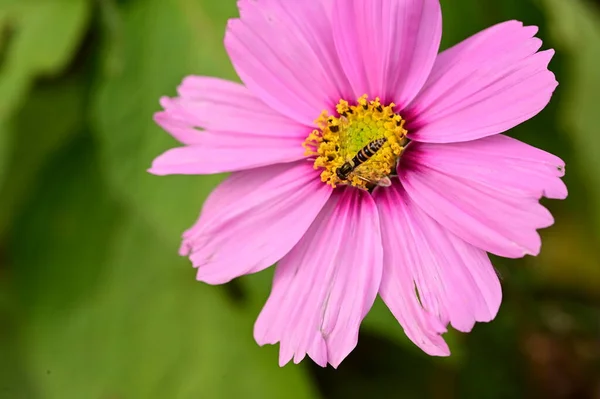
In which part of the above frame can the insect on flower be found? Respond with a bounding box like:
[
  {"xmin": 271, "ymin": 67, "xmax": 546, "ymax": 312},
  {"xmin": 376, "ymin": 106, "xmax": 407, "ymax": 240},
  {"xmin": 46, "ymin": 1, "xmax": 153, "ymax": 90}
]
[
  {"xmin": 335, "ymin": 138, "xmax": 393, "ymax": 188},
  {"xmin": 150, "ymin": 0, "xmax": 567, "ymax": 368}
]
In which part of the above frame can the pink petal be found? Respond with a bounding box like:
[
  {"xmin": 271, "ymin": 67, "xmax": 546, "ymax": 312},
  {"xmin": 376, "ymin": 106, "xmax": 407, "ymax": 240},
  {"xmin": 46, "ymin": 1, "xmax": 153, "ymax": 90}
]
[
  {"xmin": 158, "ymin": 76, "xmax": 311, "ymax": 143},
  {"xmin": 400, "ymin": 136, "xmax": 565, "ymax": 258},
  {"xmin": 332, "ymin": 0, "xmax": 441, "ymax": 107},
  {"xmin": 180, "ymin": 162, "xmax": 332, "ymax": 284},
  {"xmin": 406, "ymin": 20, "xmax": 558, "ymax": 143},
  {"xmin": 254, "ymin": 189, "xmax": 383, "ymax": 368},
  {"xmin": 225, "ymin": 0, "xmax": 352, "ymax": 126},
  {"xmin": 374, "ymin": 183, "xmax": 501, "ymax": 352},
  {"xmin": 410, "ymin": 135, "xmax": 568, "ymax": 200},
  {"xmin": 150, "ymin": 77, "xmax": 309, "ymax": 175},
  {"xmin": 148, "ymin": 133, "xmax": 305, "ymax": 175}
]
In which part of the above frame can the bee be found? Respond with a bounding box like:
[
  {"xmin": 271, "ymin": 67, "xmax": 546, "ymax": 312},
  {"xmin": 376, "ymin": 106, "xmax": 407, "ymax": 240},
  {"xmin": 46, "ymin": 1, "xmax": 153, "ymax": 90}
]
[{"xmin": 336, "ymin": 138, "xmax": 392, "ymax": 188}]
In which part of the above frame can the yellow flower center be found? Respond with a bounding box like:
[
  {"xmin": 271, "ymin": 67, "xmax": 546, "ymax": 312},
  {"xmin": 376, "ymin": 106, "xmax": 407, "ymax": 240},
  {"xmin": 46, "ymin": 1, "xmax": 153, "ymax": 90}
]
[{"xmin": 303, "ymin": 95, "xmax": 408, "ymax": 190}]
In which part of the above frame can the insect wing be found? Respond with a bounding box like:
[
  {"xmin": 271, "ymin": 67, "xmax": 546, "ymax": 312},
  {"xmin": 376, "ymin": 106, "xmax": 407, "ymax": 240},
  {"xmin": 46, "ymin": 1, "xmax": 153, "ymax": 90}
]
[
  {"xmin": 353, "ymin": 173, "xmax": 392, "ymax": 187},
  {"xmin": 375, "ymin": 176, "xmax": 392, "ymax": 187}
]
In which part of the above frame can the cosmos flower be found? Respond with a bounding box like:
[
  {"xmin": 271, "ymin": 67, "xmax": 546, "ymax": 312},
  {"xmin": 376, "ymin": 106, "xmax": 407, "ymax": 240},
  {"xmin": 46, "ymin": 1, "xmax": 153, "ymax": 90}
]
[{"xmin": 150, "ymin": 0, "xmax": 567, "ymax": 367}]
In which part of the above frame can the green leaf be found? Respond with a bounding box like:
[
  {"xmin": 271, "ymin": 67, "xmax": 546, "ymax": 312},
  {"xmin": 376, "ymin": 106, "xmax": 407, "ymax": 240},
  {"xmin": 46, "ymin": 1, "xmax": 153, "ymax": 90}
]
[
  {"xmin": 0, "ymin": 75, "xmax": 86, "ymax": 236},
  {"xmin": 0, "ymin": 0, "xmax": 91, "ymax": 117},
  {"xmin": 6, "ymin": 136, "xmax": 319, "ymax": 399},
  {"xmin": 92, "ymin": 0, "xmax": 237, "ymax": 248},
  {"xmin": 1, "ymin": 136, "xmax": 123, "ymax": 398},
  {"xmin": 0, "ymin": 0, "xmax": 91, "ymax": 186},
  {"xmin": 8, "ymin": 136, "xmax": 122, "ymax": 318}
]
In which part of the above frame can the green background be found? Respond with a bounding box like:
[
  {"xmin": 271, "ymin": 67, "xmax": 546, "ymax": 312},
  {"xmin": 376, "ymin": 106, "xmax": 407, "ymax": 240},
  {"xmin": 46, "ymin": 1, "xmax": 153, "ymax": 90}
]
[{"xmin": 0, "ymin": 0, "xmax": 598, "ymax": 398}]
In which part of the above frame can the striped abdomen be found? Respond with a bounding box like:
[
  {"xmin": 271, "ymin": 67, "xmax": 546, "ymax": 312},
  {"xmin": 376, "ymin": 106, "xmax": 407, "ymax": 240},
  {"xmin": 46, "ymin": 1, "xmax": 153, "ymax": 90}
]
[{"xmin": 336, "ymin": 137, "xmax": 388, "ymax": 180}]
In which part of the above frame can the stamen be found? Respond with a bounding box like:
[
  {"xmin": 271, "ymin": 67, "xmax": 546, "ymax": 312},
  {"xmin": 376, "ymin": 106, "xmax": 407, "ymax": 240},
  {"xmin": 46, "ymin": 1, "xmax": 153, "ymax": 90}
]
[{"xmin": 303, "ymin": 95, "xmax": 408, "ymax": 190}]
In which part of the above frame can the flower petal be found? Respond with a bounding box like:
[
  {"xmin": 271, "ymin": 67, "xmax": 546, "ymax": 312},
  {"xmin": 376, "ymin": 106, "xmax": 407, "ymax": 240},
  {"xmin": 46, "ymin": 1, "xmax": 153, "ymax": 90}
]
[
  {"xmin": 180, "ymin": 162, "xmax": 332, "ymax": 284},
  {"xmin": 410, "ymin": 135, "xmax": 568, "ymax": 200},
  {"xmin": 150, "ymin": 77, "xmax": 309, "ymax": 175},
  {"xmin": 406, "ymin": 20, "xmax": 558, "ymax": 143},
  {"xmin": 225, "ymin": 0, "xmax": 352, "ymax": 126},
  {"xmin": 400, "ymin": 137, "xmax": 565, "ymax": 258},
  {"xmin": 254, "ymin": 189, "xmax": 383, "ymax": 368},
  {"xmin": 332, "ymin": 0, "xmax": 442, "ymax": 106},
  {"xmin": 374, "ymin": 183, "xmax": 501, "ymax": 352},
  {"xmin": 156, "ymin": 76, "xmax": 311, "ymax": 144},
  {"xmin": 148, "ymin": 133, "xmax": 306, "ymax": 175}
]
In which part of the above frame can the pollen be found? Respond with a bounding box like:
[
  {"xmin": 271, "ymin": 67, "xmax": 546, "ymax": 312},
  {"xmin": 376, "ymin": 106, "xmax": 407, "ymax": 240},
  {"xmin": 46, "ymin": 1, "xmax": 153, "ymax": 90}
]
[{"xmin": 303, "ymin": 95, "xmax": 408, "ymax": 190}]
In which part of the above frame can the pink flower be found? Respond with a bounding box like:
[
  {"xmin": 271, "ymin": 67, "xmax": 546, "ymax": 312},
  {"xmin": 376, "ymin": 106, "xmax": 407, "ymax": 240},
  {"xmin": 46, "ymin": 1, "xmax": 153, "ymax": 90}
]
[{"xmin": 150, "ymin": 0, "xmax": 567, "ymax": 367}]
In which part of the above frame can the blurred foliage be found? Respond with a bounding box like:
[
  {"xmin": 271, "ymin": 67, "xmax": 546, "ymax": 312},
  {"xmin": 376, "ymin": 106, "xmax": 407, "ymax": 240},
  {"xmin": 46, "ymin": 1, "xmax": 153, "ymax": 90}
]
[
  {"xmin": 0, "ymin": 0, "xmax": 599, "ymax": 398},
  {"xmin": 0, "ymin": 0, "xmax": 90, "ymax": 185}
]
